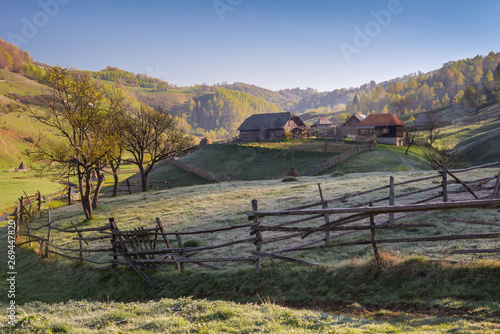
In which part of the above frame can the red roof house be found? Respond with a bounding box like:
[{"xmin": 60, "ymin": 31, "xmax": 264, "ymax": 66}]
[{"xmin": 355, "ymin": 113, "xmax": 405, "ymax": 146}]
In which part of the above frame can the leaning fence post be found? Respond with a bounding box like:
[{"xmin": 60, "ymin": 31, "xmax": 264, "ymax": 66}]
[
  {"xmin": 442, "ymin": 163, "xmax": 448, "ymax": 202},
  {"xmin": 251, "ymin": 199, "xmax": 262, "ymax": 272},
  {"xmin": 156, "ymin": 218, "xmax": 180, "ymax": 270},
  {"xmin": 109, "ymin": 218, "xmax": 119, "ymax": 270},
  {"xmin": 37, "ymin": 190, "xmax": 42, "ymax": 212},
  {"xmin": 19, "ymin": 196, "xmax": 24, "ymax": 223},
  {"xmin": 26, "ymin": 216, "xmax": 31, "ymax": 247},
  {"xmin": 126, "ymin": 179, "xmax": 132, "ymax": 194},
  {"xmin": 175, "ymin": 232, "xmax": 184, "ymax": 273},
  {"xmin": 14, "ymin": 206, "xmax": 20, "ymax": 245},
  {"xmin": 492, "ymin": 169, "xmax": 500, "ymax": 199},
  {"xmin": 67, "ymin": 184, "xmax": 72, "ymax": 206},
  {"xmin": 389, "ymin": 176, "xmax": 395, "ymax": 224},
  {"xmin": 317, "ymin": 183, "xmax": 330, "ymax": 244},
  {"xmin": 369, "ymin": 201, "xmax": 381, "ymax": 266},
  {"xmin": 71, "ymin": 222, "xmax": 84, "ymax": 265},
  {"xmin": 45, "ymin": 223, "xmax": 52, "ymax": 258}
]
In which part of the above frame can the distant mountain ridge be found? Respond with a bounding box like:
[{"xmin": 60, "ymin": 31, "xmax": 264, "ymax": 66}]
[{"xmin": 1, "ymin": 37, "xmax": 499, "ymax": 140}]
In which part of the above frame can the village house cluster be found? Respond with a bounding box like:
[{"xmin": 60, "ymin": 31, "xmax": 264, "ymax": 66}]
[{"xmin": 237, "ymin": 112, "xmax": 406, "ymax": 146}]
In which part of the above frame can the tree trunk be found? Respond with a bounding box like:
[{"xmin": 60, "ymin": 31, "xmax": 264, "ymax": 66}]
[
  {"xmin": 92, "ymin": 170, "xmax": 105, "ymax": 209},
  {"xmin": 109, "ymin": 158, "xmax": 121, "ymax": 197},
  {"xmin": 141, "ymin": 170, "xmax": 148, "ymax": 192},
  {"xmin": 140, "ymin": 165, "xmax": 152, "ymax": 192},
  {"xmin": 112, "ymin": 172, "xmax": 119, "ymax": 196},
  {"xmin": 78, "ymin": 172, "xmax": 93, "ymax": 219}
]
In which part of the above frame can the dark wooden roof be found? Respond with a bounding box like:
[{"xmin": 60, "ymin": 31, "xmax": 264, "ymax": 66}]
[
  {"xmin": 341, "ymin": 114, "xmax": 365, "ymax": 127},
  {"xmin": 355, "ymin": 114, "xmax": 404, "ymax": 129},
  {"xmin": 237, "ymin": 112, "xmax": 305, "ymax": 131},
  {"xmin": 313, "ymin": 117, "xmax": 333, "ymax": 125}
]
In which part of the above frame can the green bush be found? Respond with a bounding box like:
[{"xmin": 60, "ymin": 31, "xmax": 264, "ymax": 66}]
[
  {"xmin": 282, "ymin": 176, "xmax": 298, "ymax": 182},
  {"xmin": 183, "ymin": 239, "xmax": 203, "ymax": 248}
]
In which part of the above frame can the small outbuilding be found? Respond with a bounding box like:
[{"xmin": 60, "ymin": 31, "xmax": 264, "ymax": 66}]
[
  {"xmin": 340, "ymin": 114, "xmax": 366, "ymax": 137},
  {"xmin": 355, "ymin": 113, "xmax": 405, "ymax": 146},
  {"xmin": 310, "ymin": 117, "xmax": 334, "ymax": 130},
  {"xmin": 237, "ymin": 112, "xmax": 308, "ymax": 141}
]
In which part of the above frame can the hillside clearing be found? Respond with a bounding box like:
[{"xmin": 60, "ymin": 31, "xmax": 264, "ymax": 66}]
[{"xmin": 323, "ymin": 144, "xmax": 430, "ymax": 175}]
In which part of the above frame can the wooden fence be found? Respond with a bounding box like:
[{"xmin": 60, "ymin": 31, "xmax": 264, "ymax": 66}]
[
  {"xmin": 246, "ymin": 162, "xmax": 500, "ymax": 269},
  {"xmin": 302, "ymin": 142, "xmax": 376, "ymax": 176},
  {"xmin": 9, "ymin": 162, "xmax": 500, "ymax": 288},
  {"xmin": 101, "ymin": 178, "xmax": 216, "ymax": 195}
]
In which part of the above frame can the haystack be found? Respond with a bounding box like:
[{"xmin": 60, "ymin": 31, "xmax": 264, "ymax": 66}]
[
  {"xmin": 287, "ymin": 166, "xmax": 300, "ymax": 177},
  {"xmin": 199, "ymin": 137, "xmax": 212, "ymax": 148}
]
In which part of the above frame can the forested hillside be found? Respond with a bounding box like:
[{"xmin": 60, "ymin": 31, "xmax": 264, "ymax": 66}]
[
  {"xmin": 91, "ymin": 66, "xmax": 171, "ymax": 90},
  {"xmin": 344, "ymin": 53, "xmax": 500, "ymax": 116},
  {"xmin": 0, "ymin": 39, "xmax": 31, "ymax": 72},
  {"xmin": 189, "ymin": 88, "xmax": 284, "ymax": 136}
]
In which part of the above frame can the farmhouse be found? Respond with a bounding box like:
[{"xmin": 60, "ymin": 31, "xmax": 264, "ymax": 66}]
[
  {"xmin": 355, "ymin": 113, "xmax": 405, "ymax": 146},
  {"xmin": 237, "ymin": 112, "xmax": 308, "ymax": 141},
  {"xmin": 340, "ymin": 114, "xmax": 365, "ymax": 138},
  {"xmin": 310, "ymin": 117, "xmax": 334, "ymax": 130}
]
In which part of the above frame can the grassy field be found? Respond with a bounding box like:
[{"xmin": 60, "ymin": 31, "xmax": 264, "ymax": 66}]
[
  {"xmin": 21, "ymin": 169, "xmax": 500, "ymax": 265},
  {"xmin": 178, "ymin": 141, "xmax": 362, "ymax": 179},
  {"xmin": 0, "ymin": 168, "xmax": 62, "ymax": 214},
  {"xmin": 2, "ymin": 169, "xmax": 500, "ymax": 332},
  {"xmin": 323, "ymin": 144, "xmax": 431, "ymax": 175},
  {"xmin": 0, "ymin": 69, "xmax": 46, "ymax": 96},
  {"xmin": 3, "ymin": 294, "xmax": 500, "ymax": 333}
]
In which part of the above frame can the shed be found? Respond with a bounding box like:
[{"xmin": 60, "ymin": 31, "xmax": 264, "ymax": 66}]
[
  {"xmin": 310, "ymin": 117, "xmax": 333, "ymax": 129},
  {"xmin": 340, "ymin": 114, "xmax": 365, "ymax": 137},
  {"xmin": 237, "ymin": 112, "xmax": 308, "ymax": 141}
]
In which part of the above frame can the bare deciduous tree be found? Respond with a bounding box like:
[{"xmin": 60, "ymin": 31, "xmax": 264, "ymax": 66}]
[
  {"xmin": 425, "ymin": 112, "xmax": 442, "ymax": 147},
  {"xmin": 30, "ymin": 67, "xmax": 125, "ymax": 219},
  {"xmin": 123, "ymin": 105, "xmax": 193, "ymax": 192}
]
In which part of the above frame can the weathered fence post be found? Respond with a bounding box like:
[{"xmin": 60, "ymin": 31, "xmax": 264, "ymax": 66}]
[
  {"xmin": 175, "ymin": 232, "xmax": 185, "ymax": 273},
  {"xmin": 442, "ymin": 163, "xmax": 448, "ymax": 202},
  {"xmin": 317, "ymin": 183, "xmax": 330, "ymax": 244},
  {"xmin": 166, "ymin": 179, "xmax": 171, "ymax": 189},
  {"xmin": 45, "ymin": 223, "xmax": 52, "ymax": 258},
  {"xmin": 389, "ymin": 176, "xmax": 395, "ymax": 224},
  {"xmin": 67, "ymin": 184, "xmax": 72, "ymax": 206},
  {"xmin": 156, "ymin": 218, "xmax": 180, "ymax": 270},
  {"xmin": 109, "ymin": 218, "xmax": 119, "ymax": 269},
  {"xmin": 37, "ymin": 190, "xmax": 42, "ymax": 212},
  {"xmin": 19, "ymin": 196, "xmax": 24, "ymax": 223},
  {"xmin": 251, "ymin": 199, "xmax": 262, "ymax": 272},
  {"xmin": 492, "ymin": 169, "xmax": 500, "ymax": 199},
  {"xmin": 71, "ymin": 222, "xmax": 84, "ymax": 265},
  {"xmin": 26, "ymin": 216, "xmax": 31, "ymax": 247},
  {"xmin": 14, "ymin": 206, "xmax": 20, "ymax": 245},
  {"xmin": 369, "ymin": 201, "xmax": 381, "ymax": 266},
  {"xmin": 126, "ymin": 179, "xmax": 132, "ymax": 194}
]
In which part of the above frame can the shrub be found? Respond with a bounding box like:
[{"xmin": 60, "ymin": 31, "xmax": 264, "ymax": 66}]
[
  {"xmin": 183, "ymin": 239, "xmax": 203, "ymax": 248},
  {"xmin": 282, "ymin": 176, "xmax": 298, "ymax": 182}
]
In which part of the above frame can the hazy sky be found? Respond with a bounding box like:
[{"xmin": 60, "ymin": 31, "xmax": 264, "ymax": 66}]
[{"xmin": 1, "ymin": 0, "xmax": 499, "ymax": 91}]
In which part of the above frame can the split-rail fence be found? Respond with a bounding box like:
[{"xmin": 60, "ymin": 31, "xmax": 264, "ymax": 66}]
[{"xmin": 8, "ymin": 162, "xmax": 500, "ymax": 288}]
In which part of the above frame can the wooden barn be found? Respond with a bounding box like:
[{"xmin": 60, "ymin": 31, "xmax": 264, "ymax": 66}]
[
  {"xmin": 340, "ymin": 114, "xmax": 365, "ymax": 138},
  {"xmin": 237, "ymin": 112, "xmax": 308, "ymax": 141},
  {"xmin": 355, "ymin": 113, "xmax": 405, "ymax": 146},
  {"xmin": 310, "ymin": 117, "xmax": 334, "ymax": 130}
]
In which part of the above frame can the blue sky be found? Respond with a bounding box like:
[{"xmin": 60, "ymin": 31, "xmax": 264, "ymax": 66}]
[{"xmin": 1, "ymin": 0, "xmax": 499, "ymax": 91}]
